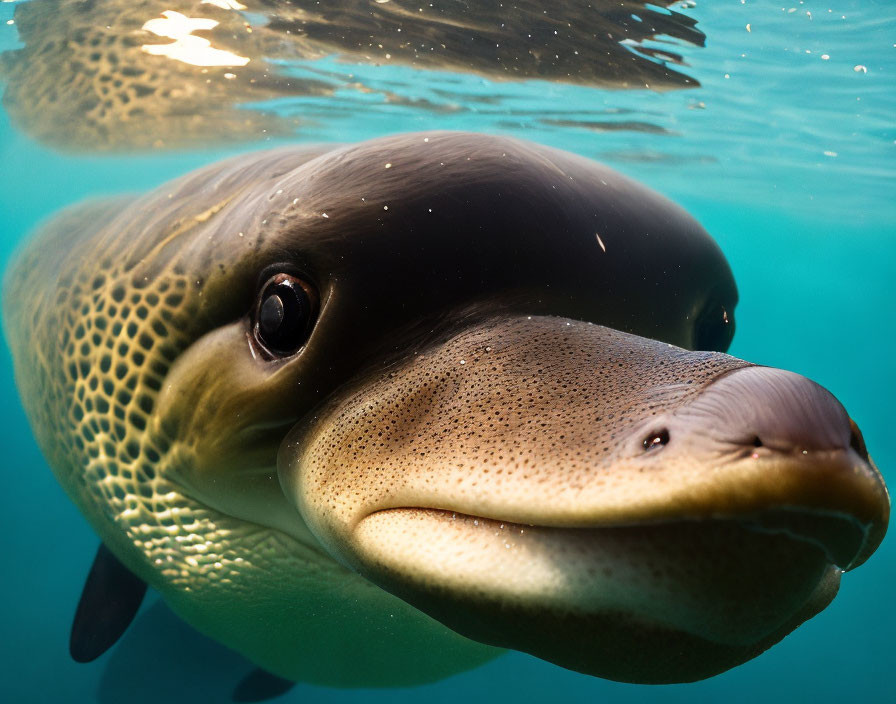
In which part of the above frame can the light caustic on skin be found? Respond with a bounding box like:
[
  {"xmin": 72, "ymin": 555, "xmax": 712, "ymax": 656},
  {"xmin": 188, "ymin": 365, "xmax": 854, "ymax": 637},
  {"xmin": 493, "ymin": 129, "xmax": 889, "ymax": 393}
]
[{"xmin": 141, "ymin": 10, "xmax": 249, "ymax": 67}]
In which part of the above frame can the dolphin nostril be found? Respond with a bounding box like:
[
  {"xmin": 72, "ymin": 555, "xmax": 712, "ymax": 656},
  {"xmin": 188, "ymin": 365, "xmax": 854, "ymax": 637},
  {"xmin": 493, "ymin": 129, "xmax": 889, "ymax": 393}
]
[
  {"xmin": 643, "ymin": 429, "xmax": 670, "ymax": 451},
  {"xmin": 751, "ymin": 436, "xmax": 764, "ymax": 448}
]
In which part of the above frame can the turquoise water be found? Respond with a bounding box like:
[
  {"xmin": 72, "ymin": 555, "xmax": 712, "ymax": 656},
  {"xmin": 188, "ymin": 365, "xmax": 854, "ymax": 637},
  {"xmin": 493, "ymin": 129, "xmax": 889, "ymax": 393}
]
[{"xmin": 0, "ymin": 1, "xmax": 893, "ymax": 702}]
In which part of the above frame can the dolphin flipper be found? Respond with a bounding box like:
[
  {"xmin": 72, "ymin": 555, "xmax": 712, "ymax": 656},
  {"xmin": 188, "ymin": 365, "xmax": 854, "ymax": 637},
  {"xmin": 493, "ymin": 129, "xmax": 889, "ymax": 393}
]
[
  {"xmin": 232, "ymin": 668, "xmax": 296, "ymax": 702},
  {"xmin": 70, "ymin": 543, "xmax": 147, "ymax": 662}
]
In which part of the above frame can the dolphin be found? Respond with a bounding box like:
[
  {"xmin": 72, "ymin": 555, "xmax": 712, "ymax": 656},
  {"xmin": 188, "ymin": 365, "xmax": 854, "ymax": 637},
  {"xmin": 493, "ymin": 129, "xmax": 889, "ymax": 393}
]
[{"xmin": 3, "ymin": 132, "xmax": 888, "ymax": 687}]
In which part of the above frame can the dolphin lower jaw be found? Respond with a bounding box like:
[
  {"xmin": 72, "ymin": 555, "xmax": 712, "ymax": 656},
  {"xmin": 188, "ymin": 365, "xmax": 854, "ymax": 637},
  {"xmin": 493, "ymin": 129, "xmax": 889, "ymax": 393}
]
[
  {"xmin": 284, "ymin": 442, "xmax": 883, "ymax": 683},
  {"xmin": 344, "ymin": 506, "xmax": 841, "ymax": 682}
]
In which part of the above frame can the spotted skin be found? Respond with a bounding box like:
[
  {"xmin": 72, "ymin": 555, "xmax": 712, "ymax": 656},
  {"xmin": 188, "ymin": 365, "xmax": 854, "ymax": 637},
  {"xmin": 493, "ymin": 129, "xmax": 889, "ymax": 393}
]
[
  {"xmin": 5, "ymin": 145, "xmax": 505, "ymax": 684},
  {"xmin": 282, "ymin": 316, "xmax": 884, "ymax": 681}
]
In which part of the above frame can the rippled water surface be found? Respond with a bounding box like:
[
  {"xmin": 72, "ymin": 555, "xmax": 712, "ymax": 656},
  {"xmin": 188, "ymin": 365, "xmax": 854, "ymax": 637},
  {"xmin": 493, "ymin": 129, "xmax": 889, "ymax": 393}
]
[{"xmin": 0, "ymin": 1, "xmax": 893, "ymax": 702}]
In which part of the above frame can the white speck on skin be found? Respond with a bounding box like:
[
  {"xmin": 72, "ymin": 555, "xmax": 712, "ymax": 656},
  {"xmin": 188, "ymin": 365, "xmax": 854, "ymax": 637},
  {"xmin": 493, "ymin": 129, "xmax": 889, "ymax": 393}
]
[{"xmin": 595, "ymin": 233, "xmax": 606, "ymax": 252}]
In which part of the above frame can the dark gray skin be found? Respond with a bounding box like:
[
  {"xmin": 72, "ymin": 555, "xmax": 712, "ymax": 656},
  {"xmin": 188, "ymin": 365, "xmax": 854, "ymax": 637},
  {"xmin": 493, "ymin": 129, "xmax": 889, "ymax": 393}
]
[{"xmin": 3, "ymin": 132, "xmax": 888, "ymax": 685}]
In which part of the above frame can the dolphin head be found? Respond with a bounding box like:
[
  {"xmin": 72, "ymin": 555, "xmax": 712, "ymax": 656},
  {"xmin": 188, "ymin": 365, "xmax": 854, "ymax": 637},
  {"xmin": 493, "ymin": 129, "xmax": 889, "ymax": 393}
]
[{"xmin": 3, "ymin": 132, "xmax": 885, "ymax": 684}]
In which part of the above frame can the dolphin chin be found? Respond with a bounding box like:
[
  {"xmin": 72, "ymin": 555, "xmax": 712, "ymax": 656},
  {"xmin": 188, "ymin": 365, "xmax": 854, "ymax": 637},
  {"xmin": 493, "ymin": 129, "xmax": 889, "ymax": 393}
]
[{"xmin": 347, "ymin": 508, "xmax": 843, "ymax": 682}]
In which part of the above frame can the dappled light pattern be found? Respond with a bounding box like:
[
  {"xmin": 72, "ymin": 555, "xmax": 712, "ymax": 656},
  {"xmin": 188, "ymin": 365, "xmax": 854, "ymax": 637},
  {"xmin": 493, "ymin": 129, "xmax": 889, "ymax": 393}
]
[
  {"xmin": 0, "ymin": 0, "xmax": 703, "ymax": 151},
  {"xmin": 1, "ymin": 195, "xmax": 215, "ymax": 586},
  {"xmin": 0, "ymin": 0, "xmax": 330, "ymax": 150}
]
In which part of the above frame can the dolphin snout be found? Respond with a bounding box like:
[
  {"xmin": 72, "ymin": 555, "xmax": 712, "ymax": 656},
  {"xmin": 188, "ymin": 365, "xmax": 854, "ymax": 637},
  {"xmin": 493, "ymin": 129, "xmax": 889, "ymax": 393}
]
[
  {"xmin": 677, "ymin": 366, "xmax": 889, "ymax": 569},
  {"xmin": 282, "ymin": 316, "xmax": 890, "ymax": 682},
  {"xmin": 695, "ymin": 366, "xmax": 852, "ymax": 453}
]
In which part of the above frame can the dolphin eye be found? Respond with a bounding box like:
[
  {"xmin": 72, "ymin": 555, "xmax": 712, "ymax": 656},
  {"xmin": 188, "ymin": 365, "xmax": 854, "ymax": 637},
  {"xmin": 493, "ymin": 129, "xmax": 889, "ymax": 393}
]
[
  {"xmin": 643, "ymin": 429, "xmax": 670, "ymax": 451},
  {"xmin": 253, "ymin": 274, "xmax": 318, "ymax": 355},
  {"xmin": 694, "ymin": 301, "xmax": 735, "ymax": 352}
]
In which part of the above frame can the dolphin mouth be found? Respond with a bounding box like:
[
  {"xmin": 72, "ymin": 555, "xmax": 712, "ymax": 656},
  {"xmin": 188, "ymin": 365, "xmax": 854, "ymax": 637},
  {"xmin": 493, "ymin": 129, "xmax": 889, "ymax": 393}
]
[
  {"xmin": 338, "ymin": 444, "xmax": 887, "ymax": 570},
  {"xmin": 348, "ymin": 504, "xmax": 845, "ymax": 669},
  {"xmin": 360, "ymin": 501, "xmax": 869, "ymax": 571},
  {"xmin": 334, "ymin": 445, "xmax": 884, "ymax": 677}
]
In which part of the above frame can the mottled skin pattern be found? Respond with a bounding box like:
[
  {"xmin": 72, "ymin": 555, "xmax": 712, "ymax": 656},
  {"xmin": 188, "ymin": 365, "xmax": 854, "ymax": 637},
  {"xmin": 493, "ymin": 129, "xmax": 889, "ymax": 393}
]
[
  {"xmin": 4, "ymin": 145, "xmax": 500, "ymax": 684},
  {"xmin": 0, "ymin": 0, "xmax": 328, "ymax": 151},
  {"xmin": 3, "ymin": 132, "xmax": 887, "ymax": 684}
]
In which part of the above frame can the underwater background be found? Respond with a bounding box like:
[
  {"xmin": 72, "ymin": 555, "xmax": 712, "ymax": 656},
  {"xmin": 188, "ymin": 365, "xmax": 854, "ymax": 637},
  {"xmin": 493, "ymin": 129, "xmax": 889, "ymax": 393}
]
[{"xmin": 0, "ymin": 0, "xmax": 893, "ymax": 702}]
